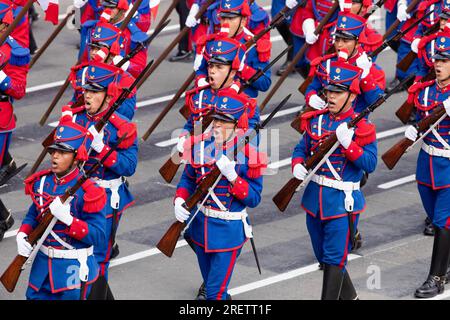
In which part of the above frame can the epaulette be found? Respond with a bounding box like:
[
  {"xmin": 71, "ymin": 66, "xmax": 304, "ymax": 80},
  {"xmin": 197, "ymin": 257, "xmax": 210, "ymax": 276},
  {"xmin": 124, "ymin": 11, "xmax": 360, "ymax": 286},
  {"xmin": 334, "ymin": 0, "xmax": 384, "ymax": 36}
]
[
  {"xmin": 300, "ymin": 108, "xmax": 329, "ymax": 133},
  {"xmin": 256, "ymin": 38, "xmax": 271, "ymax": 62},
  {"xmin": 24, "ymin": 169, "xmax": 52, "ymax": 196},
  {"xmin": 81, "ymin": 19, "xmax": 98, "ymax": 29},
  {"xmin": 108, "ymin": 112, "xmax": 137, "ymax": 148},
  {"xmin": 358, "ymin": 26, "xmax": 383, "ymax": 52},
  {"xmin": 128, "ymin": 20, "xmax": 149, "ymax": 46},
  {"xmin": 6, "ymin": 36, "xmax": 30, "ymax": 66},
  {"xmin": 309, "ymin": 53, "xmax": 337, "ymax": 76},
  {"xmin": 243, "ymin": 144, "xmax": 268, "ymax": 179},
  {"xmin": 206, "ymin": 2, "xmax": 220, "ymax": 25},
  {"xmin": 249, "ymin": 3, "xmax": 269, "ymax": 23},
  {"xmin": 81, "ymin": 178, "xmax": 107, "ymax": 213},
  {"xmin": 354, "ymin": 117, "xmax": 376, "ymax": 146}
]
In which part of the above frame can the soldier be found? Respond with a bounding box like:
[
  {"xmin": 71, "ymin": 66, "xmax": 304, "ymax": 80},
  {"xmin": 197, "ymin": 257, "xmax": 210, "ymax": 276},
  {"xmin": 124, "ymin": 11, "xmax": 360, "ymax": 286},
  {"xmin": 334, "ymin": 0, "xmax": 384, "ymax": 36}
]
[
  {"xmin": 170, "ymin": 0, "xmax": 194, "ymax": 61},
  {"xmin": 193, "ymin": 0, "xmax": 272, "ymax": 99},
  {"xmin": 71, "ymin": 21, "xmax": 138, "ymax": 119},
  {"xmin": 271, "ymin": 0, "xmax": 294, "ymax": 75},
  {"xmin": 8, "ymin": 0, "xmax": 30, "ymax": 48},
  {"xmin": 68, "ymin": 61, "xmax": 138, "ymax": 299},
  {"xmin": 304, "ymin": 9, "xmax": 385, "ymax": 114},
  {"xmin": 17, "ymin": 115, "xmax": 107, "ymax": 300},
  {"xmin": 291, "ymin": 61, "xmax": 377, "ymax": 299},
  {"xmin": 0, "ymin": 1, "xmax": 30, "ymax": 240},
  {"xmin": 79, "ymin": 0, "xmax": 149, "ymax": 78},
  {"xmin": 403, "ymin": 28, "xmax": 450, "ymax": 298},
  {"xmin": 174, "ymin": 87, "xmax": 265, "ymax": 301}
]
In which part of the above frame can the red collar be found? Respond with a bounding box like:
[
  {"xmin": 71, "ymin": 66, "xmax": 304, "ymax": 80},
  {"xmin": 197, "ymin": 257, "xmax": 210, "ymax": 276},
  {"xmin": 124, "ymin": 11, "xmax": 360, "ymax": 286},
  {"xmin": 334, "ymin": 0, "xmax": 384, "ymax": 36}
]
[
  {"xmin": 53, "ymin": 167, "xmax": 80, "ymax": 185},
  {"xmin": 436, "ymin": 80, "xmax": 450, "ymax": 93},
  {"xmin": 329, "ymin": 107, "xmax": 354, "ymax": 121},
  {"xmin": 86, "ymin": 107, "xmax": 109, "ymax": 122}
]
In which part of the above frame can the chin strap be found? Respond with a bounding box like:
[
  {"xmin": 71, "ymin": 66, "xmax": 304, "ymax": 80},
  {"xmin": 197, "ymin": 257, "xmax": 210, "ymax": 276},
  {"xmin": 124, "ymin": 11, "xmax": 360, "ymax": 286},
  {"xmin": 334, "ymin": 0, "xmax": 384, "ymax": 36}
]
[
  {"xmin": 218, "ymin": 66, "xmax": 233, "ymax": 90},
  {"xmin": 232, "ymin": 17, "xmax": 243, "ymax": 39},
  {"xmin": 335, "ymin": 92, "xmax": 352, "ymax": 115}
]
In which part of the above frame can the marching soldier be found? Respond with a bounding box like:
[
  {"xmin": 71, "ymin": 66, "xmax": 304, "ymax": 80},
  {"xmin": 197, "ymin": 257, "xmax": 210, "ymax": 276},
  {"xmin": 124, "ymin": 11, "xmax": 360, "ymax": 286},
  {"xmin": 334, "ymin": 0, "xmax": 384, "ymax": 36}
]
[
  {"xmin": 0, "ymin": 1, "xmax": 30, "ymax": 240},
  {"xmin": 79, "ymin": 0, "xmax": 149, "ymax": 78},
  {"xmin": 403, "ymin": 27, "xmax": 450, "ymax": 298},
  {"xmin": 291, "ymin": 61, "xmax": 377, "ymax": 299},
  {"xmin": 18, "ymin": 116, "xmax": 107, "ymax": 300},
  {"xmin": 271, "ymin": 0, "xmax": 294, "ymax": 75},
  {"xmin": 193, "ymin": 0, "xmax": 272, "ymax": 99},
  {"xmin": 9, "ymin": 0, "xmax": 30, "ymax": 48},
  {"xmin": 68, "ymin": 61, "xmax": 138, "ymax": 299},
  {"xmin": 304, "ymin": 9, "xmax": 385, "ymax": 113},
  {"xmin": 173, "ymin": 83, "xmax": 265, "ymax": 301}
]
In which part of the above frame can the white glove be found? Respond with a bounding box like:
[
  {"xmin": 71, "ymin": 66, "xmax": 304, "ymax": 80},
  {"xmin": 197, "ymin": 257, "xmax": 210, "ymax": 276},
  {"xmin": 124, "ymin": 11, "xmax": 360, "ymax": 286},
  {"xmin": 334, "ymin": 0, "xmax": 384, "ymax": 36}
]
[
  {"xmin": 444, "ymin": 97, "xmax": 450, "ymax": 117},
  {"xmin": 338, "ymin": 0, "xmax": 352, "ymax": 11},
  {"xmin": 88, "ymin": 125, "xmax": 105, "ymax": 153},
  {"xmin": 0, "ymin": 70, "xmax": 8, "ymax": 85},
  {"xmin": 16, "ymin": 232, "xmax": 33, "ymax": 257},
  {"xmin": 293, "ymin": 163, "xmax": 308, "ymax": 180},
  {"xmin": 113, "ymin": 55, "xmax": 130, "ymax": 71},
  {"xmin": 404, "ymin": 125, "xmax": 418, "ymax": 141},
  {"xmin": 336, "ymin": 123, "xmax": 354, "ymax": 149},
  {"xmin": 215, "ymin": 155, "xmax": 238, "ymax": 182},
  {"xmin": 308, "ymin": 94, "xmax": 326, "ymax": 110},
  {"xmin": 302, "ymin": 19, "xmax": 319, "ymax": 45},
  {"xmin": 356, "ymin": 52, "xmax": 372, "ymax": 79},
  {"xmin": 177, "ymin": 135, "xmax": 187, "ymax": 153},
  {"xmin": 174, "ymin": 197, "xmax": 190, "ymax": 222},
  {"xmin": 193, "ymin": 54, "xmax": 203, "ymax": 72},
  {"xmin": 49, "ymin": 197, "xmax": 73, "ymax": 226},
  {"xmin": 411, "ymin": 38, "xmax": 420, "ymax": 54},
  {"xmin": 197, "ymin": 77, "xmax": 209, "ymax": 87},
  {"xmin": 286, "ymin": 0, "xmax": 298, "ymax": 9},
  {"xmin": 186, "ymin": 4, "xmax": 200, "ymax": 28},
  {"xmin": 397, "ymin": 2, "xmax": 410, "ymax": 22},
  {"xmin": 73, "ymin": 0, "xmax": 88, "ymax": 8}
]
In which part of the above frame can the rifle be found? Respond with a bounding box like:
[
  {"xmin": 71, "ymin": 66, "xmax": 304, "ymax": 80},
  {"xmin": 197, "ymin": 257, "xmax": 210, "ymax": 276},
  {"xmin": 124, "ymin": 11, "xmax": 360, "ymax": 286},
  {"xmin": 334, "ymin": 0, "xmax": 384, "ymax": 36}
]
[
  {"xmin": 0, "ymin": 134, "xmax": 126, "ymax": 293},
  {"xmin": 157, "ymin": 94, "xmax": 291, "ymax": 257},
  {"xmin": 382, "ymin": 0, "xmax": 422, "ymax": 44},
  {"xmin": 141, "ymin": 5, "xmax": 298, "ymax": 141},
  {"xmin": 29, "ymin": 9, "xmax": 76, "ymax": 69},
  {"xmin": 158, "ymin": 47, "xmax": 292, "ymax": 184},
  {"xmin": 395, "ymin": 69, "xmax": 436, "ymax": 124},
  {"xmin": 38, "ymin": 0, "xmax": 145, "ymax": 126},
  {"xmin": 298, "ymin": 0, "xmax": 386, "ymax": 95},
  {"xmin": 382, "ymin": 104, "xmax": 447, "ymax": 170},
  {"xmin": 272, "ymin": 76, "xmax": 412, "ymax": 212},
  {"xmin": 152, "ymin": 0, "xmax": 180, "ymax": 34},
  {"xmin": 27, "ymin": 59, "xmax": 154, "ymax": 177},
  {"xmin": 259, "ymin": 0, "xmax": 339, "ymax": 112},
  {"xmin": 0, "ymin": 0, "xmax": 34, "ymax": 46},
  {"xmin": 396, "ymin": 22, "xmax": 440, "ymax": 72}
]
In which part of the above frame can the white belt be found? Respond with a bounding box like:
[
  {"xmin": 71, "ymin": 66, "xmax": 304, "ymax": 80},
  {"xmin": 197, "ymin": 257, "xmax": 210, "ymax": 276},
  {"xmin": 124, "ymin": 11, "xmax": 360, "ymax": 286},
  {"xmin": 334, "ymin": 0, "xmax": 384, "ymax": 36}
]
[
  {"xmin": 422, "ymin": 143, "xmax": 450, "ymax": 159},
  {"xmin": 312, "ymin": 174, "xmax": 360, "ymax": 212},
  {"xmin": 95, "ymin": 177, "xmax": 124, "ymax": 209},
  {"xmin": 201, "ymin": 207, "xmax": 253, "ymax": 238},
  {"xmin": 40, "ymin": 245, "xmax": 93, "ymax": 282}
]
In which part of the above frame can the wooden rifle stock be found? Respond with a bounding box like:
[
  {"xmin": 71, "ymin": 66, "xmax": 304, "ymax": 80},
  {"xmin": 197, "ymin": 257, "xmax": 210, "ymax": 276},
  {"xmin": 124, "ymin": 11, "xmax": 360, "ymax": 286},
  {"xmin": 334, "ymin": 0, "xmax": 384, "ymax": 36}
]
[
  {"xmin": 382, "ymin": 105, "xmax": 446, "ymax": 169},
  {"xmin": 156, "ymin": 221, "xmax": 186, "ymax": 257},
  {"xmin": 395, "ymin": 70, "xmax": 436, "ymax": 124}
]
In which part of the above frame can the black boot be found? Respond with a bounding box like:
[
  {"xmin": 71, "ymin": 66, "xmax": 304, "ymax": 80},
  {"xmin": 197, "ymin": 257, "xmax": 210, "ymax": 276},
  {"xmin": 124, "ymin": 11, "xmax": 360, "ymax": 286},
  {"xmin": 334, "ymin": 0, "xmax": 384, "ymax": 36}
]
[
  {"xmin": 0, "ymin": 199, "xmax": 14, "ymax": 241},
  {"xmin": 196, "ymin": 282, "xmax": 206, "ymax": 300},
  {"xmin": 321, "ymin": 264, "xmax": 345, "ymax": 300},
  {"xmin": 276, "ymin": 60, "xmax": 293, "ymax": 76},
  {"xmin": 169, "ymin": 50, "xmax": 193, "ymax": 62},
  {"xmin": 339, "ymin": 270, "xmax": 359, "ymax": 300},
  {"xmin": 0, "ymin": 153, "xmax": 27, "ymax": 187},
  {"xmin": 110, "ymin": 242, "xmax": 120, "ymax": 259},
  {"xmin": 424, "ymin": 217, "xmax": 435, "ymax": 236},
  {"xmin": 415, "ymin": 227, "xmax": 450, "ymax": 298},
  {"xmin": 351, "ymin": 230, "xmax": 363, "ymax": 252}
]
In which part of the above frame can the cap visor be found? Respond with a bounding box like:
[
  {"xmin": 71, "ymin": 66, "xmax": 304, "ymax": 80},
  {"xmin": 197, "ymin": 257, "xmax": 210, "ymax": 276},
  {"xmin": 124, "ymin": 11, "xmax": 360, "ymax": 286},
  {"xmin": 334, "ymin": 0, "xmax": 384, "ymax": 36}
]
[
  {"xmin": 81, "ymin": 83, "xmax": 106, "ymax": 92},
  {"xmin": 212, "ymin": 113, "xmax": 236, "ymax": 122},
  {"xmin": 324, "ymin": 84, "xmax": 349, "ymax": 92},
  {"xmin": 219, "ymin": 11, "xmax": 241, "ymax": 18},
  {"xmin": 431, "ymin": 52, "xmax": 450, "ymax": 60},
  {"xmin": 333, "ymin": 31, "xmax": 358, "ymax": 40}
]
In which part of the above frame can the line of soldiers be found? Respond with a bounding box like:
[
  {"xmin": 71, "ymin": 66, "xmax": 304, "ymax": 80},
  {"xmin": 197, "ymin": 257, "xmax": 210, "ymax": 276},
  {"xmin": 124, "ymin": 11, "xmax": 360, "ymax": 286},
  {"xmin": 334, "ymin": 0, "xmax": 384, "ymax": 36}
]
[{"xmin": 1, "ymin": 0, "xmax": 450, "ymax": 301}]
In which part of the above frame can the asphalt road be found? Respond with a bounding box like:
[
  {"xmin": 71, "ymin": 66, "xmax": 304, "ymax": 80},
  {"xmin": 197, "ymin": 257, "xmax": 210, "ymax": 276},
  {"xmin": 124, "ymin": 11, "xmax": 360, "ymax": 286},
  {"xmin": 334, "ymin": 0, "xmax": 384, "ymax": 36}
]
[{"xmin": 0, "ymin": 0, "xmax": 447, "ymax": 300}]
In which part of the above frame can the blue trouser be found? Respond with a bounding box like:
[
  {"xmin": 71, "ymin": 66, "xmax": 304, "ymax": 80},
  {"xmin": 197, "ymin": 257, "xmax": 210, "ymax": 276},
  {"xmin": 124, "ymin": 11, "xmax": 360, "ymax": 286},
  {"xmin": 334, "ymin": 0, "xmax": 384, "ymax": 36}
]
[
  {"xmin": 26, "ymin": 276, "xmax": 92, "ymax": 300},
  {"xmin": 306, "ymin": 213, "xmax": 360, "ymax": 270},
  {"xmin": 396, "ymin": 39, "xmax": 418, "ymax": 80},
  {"xmin": 292, "ymin": 35, "xmax": 310, "ymax": 69},
  {"xmin": 194, "ymin": 243, "xmax": 241, "ymax": 300},
  {"xmin": 0, "ymin": 131, "xmax": 11, "ymax": 167},
  {"xmin": 418, "ymin": 184, "xmax": 450, "ymax": 230},
  {"xmin": 385, "ymin": 8, "xmax": 398, "ymax": 32}
]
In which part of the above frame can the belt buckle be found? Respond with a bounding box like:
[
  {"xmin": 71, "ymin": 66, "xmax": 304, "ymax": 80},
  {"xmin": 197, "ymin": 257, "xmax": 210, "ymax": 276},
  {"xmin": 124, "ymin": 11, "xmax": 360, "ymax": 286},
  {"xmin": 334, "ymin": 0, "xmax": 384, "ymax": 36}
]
[
  {"xmin": 429, "ymin": 145, "xmax": 434, "ymax": 156},
  {"xmin": 48, "ymin": 247, "xmax": 54, "ymax": 259},
  {"xmin": 318, "ymin": 175, "xmax": 325, "ymax": 186}
]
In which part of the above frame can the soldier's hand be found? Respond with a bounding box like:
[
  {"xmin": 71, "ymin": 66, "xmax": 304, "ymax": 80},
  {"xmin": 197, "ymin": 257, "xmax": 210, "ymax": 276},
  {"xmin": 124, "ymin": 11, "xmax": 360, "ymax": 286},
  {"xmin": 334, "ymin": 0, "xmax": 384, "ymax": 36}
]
[
  {"xmin": 308, "ymin": 94, "xmax": 326, "ymax": 110},
  {"xmin": 444, "ymin": 97, "xmax": 450, "ymax": 117},
  {"xmin": 16, "ymin": 232, "xmax": 33, "ymax": 257},
  {"xmin": 302, "ymin": 19, "xmax": 319, "ymax": 45},
  {"xmin": 411, "ymin": 38, "xmax": 420, "ymax": 54},
  {"xmin": 186, "ymin": 4, "xmax": 200, "ymax": 28},
  {"xmin": 293, "ymin": 163, "xmax": 308, "ymax": 180},
  {"xmin": 73, "ymin": 0, "xmax": 88, "ymax": 8},
  {"xmin": 336, "ymin": 123, "xmax": 355, "ymax": 149},
  {"xmin": 356, "ymin": 52, "xmax": 372, "ymax": 79},
  {"xmin": 285, "ymin": 0, "xmax": 298, "ymax": 9},
  {"xmin": 88, "ymin": 125, "xmax": 105, "ymax": 153},
  {"xmin": 397, "ymin": 2, "xmax": 410, "ymax": 22},
  {"xmin": 49, "ymin": 197, "xmax": 74, "ymax": 226},
  {"xmin": 405, "ymin": 125, "xmax": 418, "ymax": 142},
  {"xmin": 216, "ymin": 155, "xmax": 238, "ymax": 182},
  {"xmin": 174, "ymin": 197, "xmax": 190, "ymax": 222},
  {"xmin": 113, "ymin": 55, "xmax": 130, "ymax": 71},
  {"xmin": 177, "ymin": 135, "xmax": 187, "ymax": 154}
]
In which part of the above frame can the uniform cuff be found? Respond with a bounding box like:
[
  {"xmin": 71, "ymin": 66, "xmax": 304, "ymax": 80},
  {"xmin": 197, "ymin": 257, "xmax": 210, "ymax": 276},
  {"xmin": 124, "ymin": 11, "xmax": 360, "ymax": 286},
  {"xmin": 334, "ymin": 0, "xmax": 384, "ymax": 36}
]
[
  {"xmin": 344, "ymin": 141, "xmax": 364, "ymax": 161},
  {"xmin": 67, "ymin": 218, "xmax": 89, "ymax": 241},
  {"xmin": 175, "ymin": 187, "xmax": 190, "ymax": 202},
  {"xmin": 229, "ymin": 176, "xmax": 249, "ymax": 200},
  {"xmin": 305, "ymin": 91, "xmax": 317, "ymax": 105},
  {"xmin": 360, "ymin": 74, "xmax": 377, "ymax": 92},
  {"xmin": 19, "ymin": 224, "xmax": 33, "ymax": 235},
  {"xmin": 97, "ymin": 145, "xmax": 118, "ymax": 167},
  {"xmin": 292, "ymin": 157, "xmax": 304, "ymax": 172},
  {"xmin": 240, "ymin": 65, "xmax": 257, "ymax": 81}
]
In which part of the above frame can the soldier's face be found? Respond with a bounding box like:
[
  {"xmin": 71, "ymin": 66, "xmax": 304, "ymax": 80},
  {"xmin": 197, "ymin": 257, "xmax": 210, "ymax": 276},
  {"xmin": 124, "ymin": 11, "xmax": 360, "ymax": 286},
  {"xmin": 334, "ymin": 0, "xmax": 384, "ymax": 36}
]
[
  {"xmin": 434, "ymin": 59, "xmax": 450, "ymax": 82},
  {"xmin": 49, "ymin": 149, "xmax": 77, "ymax": 177},
  {"xmin": 334, "ymin": 37, "xmax": 357, "ymax": 57},
  {"xmin": 220, "ymin": 16, "xmax": 247, "ymax": 37},
  {"xmin": 212, "ymin": 119, "xmax": 236, "ymax": 144},
  {"xmin": 89, "ymin": 46, "xmax": 113, "ymax": 63},
  {"xmin": 326, "ymin": 90, "xmax": 356, "ymax": 114},
  {"xmin": 350, "ymin": 2, "xmax": 363, "ymax": 15},
  {"xmin": 440, "ymin": 18, "xmax": 448, "ymax": 31},
  {"xmin": 84, "ymin": 89, "xmax": 110, "ymax": 114},
  {"xmin": 207, "ymin": 63, "xmax": 236, "ymax": 89}
]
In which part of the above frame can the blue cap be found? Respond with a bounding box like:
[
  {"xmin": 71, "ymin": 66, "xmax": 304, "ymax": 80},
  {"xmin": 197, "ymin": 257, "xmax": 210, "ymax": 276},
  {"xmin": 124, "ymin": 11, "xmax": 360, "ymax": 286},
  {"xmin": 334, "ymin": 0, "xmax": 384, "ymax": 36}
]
[
  {"xmin": 204, "ymin": 36, "xmax": 246, "ymax": 70},
  {"xmin": 333, "ymin": 11, "xmax": 366, "ymax": 40},
  {"xmin": 432, "ymin": 29, "xmax": 450, "ymax": 60},
  {"xmin": 219, "ymin": 0, "xmax": 251, "ymax": 17},
  {"xmin": 325, "ymin": 61, "xmax": 362, "ymax": 94},
  {"xmin": 81, "ymin": 61, "xmax": 123, "ymax": 93},
  {"xmin": 89, "ymin": 21, "xmax": 127, "ymax": 57}
]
